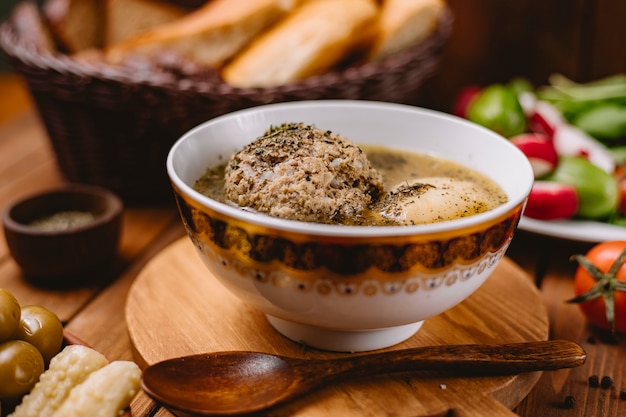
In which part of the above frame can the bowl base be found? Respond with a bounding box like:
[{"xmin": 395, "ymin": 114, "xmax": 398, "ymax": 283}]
[{"xmin": 266, "ymin": 315, "xmax": 424, "ymax": 352}]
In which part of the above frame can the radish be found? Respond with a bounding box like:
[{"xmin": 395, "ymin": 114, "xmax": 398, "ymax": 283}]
[
  {"xmin": 521, "ymin": 99, "xmax": 615, "ymax": 173},
  {"xmin": 527, "ymin": 101, "xmax": 566, "ymax": 137},
  {"xmin": 517, "ymin": 91, "xmax": 537, "ymax": 116},
  {"xmin": 524, "ymin": 181, "xmax": 578, "ymax": 220},
  {"xmin": 452, "ymin": 85, "xmax": 481, "ymax": 118},
  {"xmin": 510, "ymin": 133, "xmax": 558, "ymax": 177},
  {"xmin": 552, "ymin": 124, "xmax": 615, "ymax": 173}
]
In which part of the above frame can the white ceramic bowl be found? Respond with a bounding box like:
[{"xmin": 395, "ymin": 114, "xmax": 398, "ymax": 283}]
[{"xmin": 167, "ymin": 100, "xmax": 534, "ymax": 352}]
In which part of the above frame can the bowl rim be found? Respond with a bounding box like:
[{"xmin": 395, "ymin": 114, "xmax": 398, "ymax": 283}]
[
  {"xmin": 1, "ymin": 184, "xmax": 124, "ymax": 236},
  {"xmin": 167, "ymin": 100, "xmax": 534, "ymax": 238}
]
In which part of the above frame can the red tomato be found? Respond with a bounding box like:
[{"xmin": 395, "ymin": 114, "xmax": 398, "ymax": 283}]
[{"xmin": 571, "ymin": 241, "xmax": 626, "ymax": 334}]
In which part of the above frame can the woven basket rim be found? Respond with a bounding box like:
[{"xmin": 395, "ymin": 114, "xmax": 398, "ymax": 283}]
[{"xmin": 0, "ymin": 4, "xmax": 453, "ymax": 96}]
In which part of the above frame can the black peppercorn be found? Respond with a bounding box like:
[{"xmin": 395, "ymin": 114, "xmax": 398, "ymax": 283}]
[
  {"xmin": 588, "ymin": 375, "xmax": 600, "ymax": 388},
  {"xmin": 563, "ymin": 395, "xmax": 576, "ymax": 409},
  {"xmin": 601, "ymin": 376, "xmax": 613, "ymax": 389},
  {"xmin": 620, "ymin": 389, "xmax": 626, "ymax": 400}
]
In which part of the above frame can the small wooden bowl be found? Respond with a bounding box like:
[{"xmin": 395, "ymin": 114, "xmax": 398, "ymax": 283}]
[{"xmin": 2, "ymin": 184, "xmax": 123, "ymax": 286}]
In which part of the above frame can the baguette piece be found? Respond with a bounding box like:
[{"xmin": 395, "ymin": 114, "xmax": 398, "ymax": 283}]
[
  {"xmin": 222, "ymin": 0, "xmax": 379, "ymax": 88},
  {"xmin": 43, "ymin": 0, "xmax": 104, "ymax": 52},
  {"xmin": 367, "ymin": 0, "xmax": 446, "ymax": 61},
  {"xmin": 105, "ymin": 0, "xmax": 298, "ymax": 68},
  {"xmin": 50, "ymin": 361, "xmax": 141, "ymax": 417},
  {"xmin": 104, "ymin": 0, "xmax": 189, "ymax": 47}
]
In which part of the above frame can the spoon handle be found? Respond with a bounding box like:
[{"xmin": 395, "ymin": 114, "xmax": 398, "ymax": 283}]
[{"xmin": 314, "ymin": 340, "xmax": 586, "ymax": 380}]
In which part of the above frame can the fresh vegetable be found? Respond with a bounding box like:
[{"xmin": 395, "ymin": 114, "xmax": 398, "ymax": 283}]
[
  {"xmin": 456, "ymin": 74, "xmax": 626, "ymax": 225},
  {"xmin": 523, "ymin": 181, "xmax": 578, "ymax": 220},
  {"xmin": 452, "ymin": 85, "xmax": 481, "ymax": 118},
  {"xmin": 537, "ymin": 74, "xmax": 626, "ymax": 130},
  {"xmin": 552, "ymin": 124, "xmax": 615, "ymax": 173},
  {"xmin": 573, "ymin": 103, "xmax": 626, "ymax": 142},
  {"xmin": 9, "ymin": 345, "xmax": 109, "ymax": 417},
  {"xmin": 527, "ymin": 100, "xmax": 565, "ymax": 138},
  {"xmin": 510, "ymin": 133, "xmax": 558, "ymax": 177},
  {"xmin": 0, "ymin": 290, "xmax": 20, "ymax": 342},
  {"xmin": 16, "ymin": 306, "xmax": 63, "ymax": 365},
  {"xmin": 0, "ymin": 340, "xmax": 44, "ymax": 402},
  {"xmin": 546, "ymin": 156, "xmax": 619, "ymax": 219},
  {"xmin": 466, "ymin": 84, "xmax": 527, "ymax": 137},
  {"xmin": 525, "ymin": 97, "xmax": 616, "ymax": 173},
  {"xmin": 611, "ymin": 146, "xmax": 626, "ymax": 166},
  {"xmin": 508, "ymin": 77, "xmax": 534, "ymax": 97},
  {"xmin": 569, "ymin": 241, "xmax": 626, "ymax": 334}
]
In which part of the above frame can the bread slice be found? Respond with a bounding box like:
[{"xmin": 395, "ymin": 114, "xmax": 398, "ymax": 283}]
[
  {"xmin": 43, "ymin": 0, "xmax": 104, "ymax": 53},
  {"xmin": 222, "ymin": 0, "xmax": 379, "ymax": 88},
  {"xmin": 105, "ymin": 0, "xmax": 298, "ymax": 68},
  {"xmin": 367, "ymin": 0, "xmax": 445, "ymax": 61},
  {"xmin": 104, "ymin": 0, "xmax": 189, "ymax": 47}
]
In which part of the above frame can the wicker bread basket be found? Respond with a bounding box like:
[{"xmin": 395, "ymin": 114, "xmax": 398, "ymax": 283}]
[{"xmin": 0, "ymin": 3, "xmax": 453, "ymax": 204}]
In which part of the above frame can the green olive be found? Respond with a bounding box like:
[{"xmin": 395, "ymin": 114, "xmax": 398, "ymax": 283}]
[
  {"xmin": 0, "ymin": 340, "xmax": 44, "ymax": 401},
  {"xmin": 16, "ymin": 305, "xmax": 64, "ymax": 364},
  {"xmin": 0, "ymin": 289, "xmax": 21, "ymax": 343}
]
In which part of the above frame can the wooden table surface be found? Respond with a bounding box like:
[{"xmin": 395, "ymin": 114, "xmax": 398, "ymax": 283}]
[{"xmin": 0, "ymin": 73, "xmax": 624, "ymax": 417}]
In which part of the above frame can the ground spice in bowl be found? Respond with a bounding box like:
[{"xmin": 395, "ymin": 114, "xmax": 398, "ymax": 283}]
[
  {"xmin": 2, "ymin": 184, "xmax": 123, "ymax": 285},
  {"xmin": 28, "ymin": 211, "xmax": 97, "ymax": 231}
]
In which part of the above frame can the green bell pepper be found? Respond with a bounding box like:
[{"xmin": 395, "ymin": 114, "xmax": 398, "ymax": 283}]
[
  {"xmin": 508, "ymin": 77, "xmax": 534, "ymax": 97},
  {"xmin": 573, "ymin": 103, "xmax": 626, "ymax": 142},
  {"xmin": 546, "ymin": 156, "xmax": 619, "ymax": 219},
  {"xmin": 466, "ymin": 84, "xmax": 526, "ymax": 138}
]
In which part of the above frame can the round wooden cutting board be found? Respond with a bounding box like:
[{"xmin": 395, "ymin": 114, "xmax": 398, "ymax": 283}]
[{"xmin": 126, "ymin": 237, "xmax": 549, "ymax": 417}]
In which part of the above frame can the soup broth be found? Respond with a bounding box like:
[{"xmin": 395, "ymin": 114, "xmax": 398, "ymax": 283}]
[{"xmin": 194, "ymin": 144, "xmax": 507, "ymax": 226}]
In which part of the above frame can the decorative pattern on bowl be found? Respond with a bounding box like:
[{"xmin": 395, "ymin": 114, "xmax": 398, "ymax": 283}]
[{"xmin": 177, "ymin": 192, "xmax": 521, "ymax": 283}]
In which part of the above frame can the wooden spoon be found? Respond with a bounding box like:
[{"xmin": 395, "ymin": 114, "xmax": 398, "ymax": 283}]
[{"xmin": 141, "ymin": 339, "xmax": 585, "ymax": 416}]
